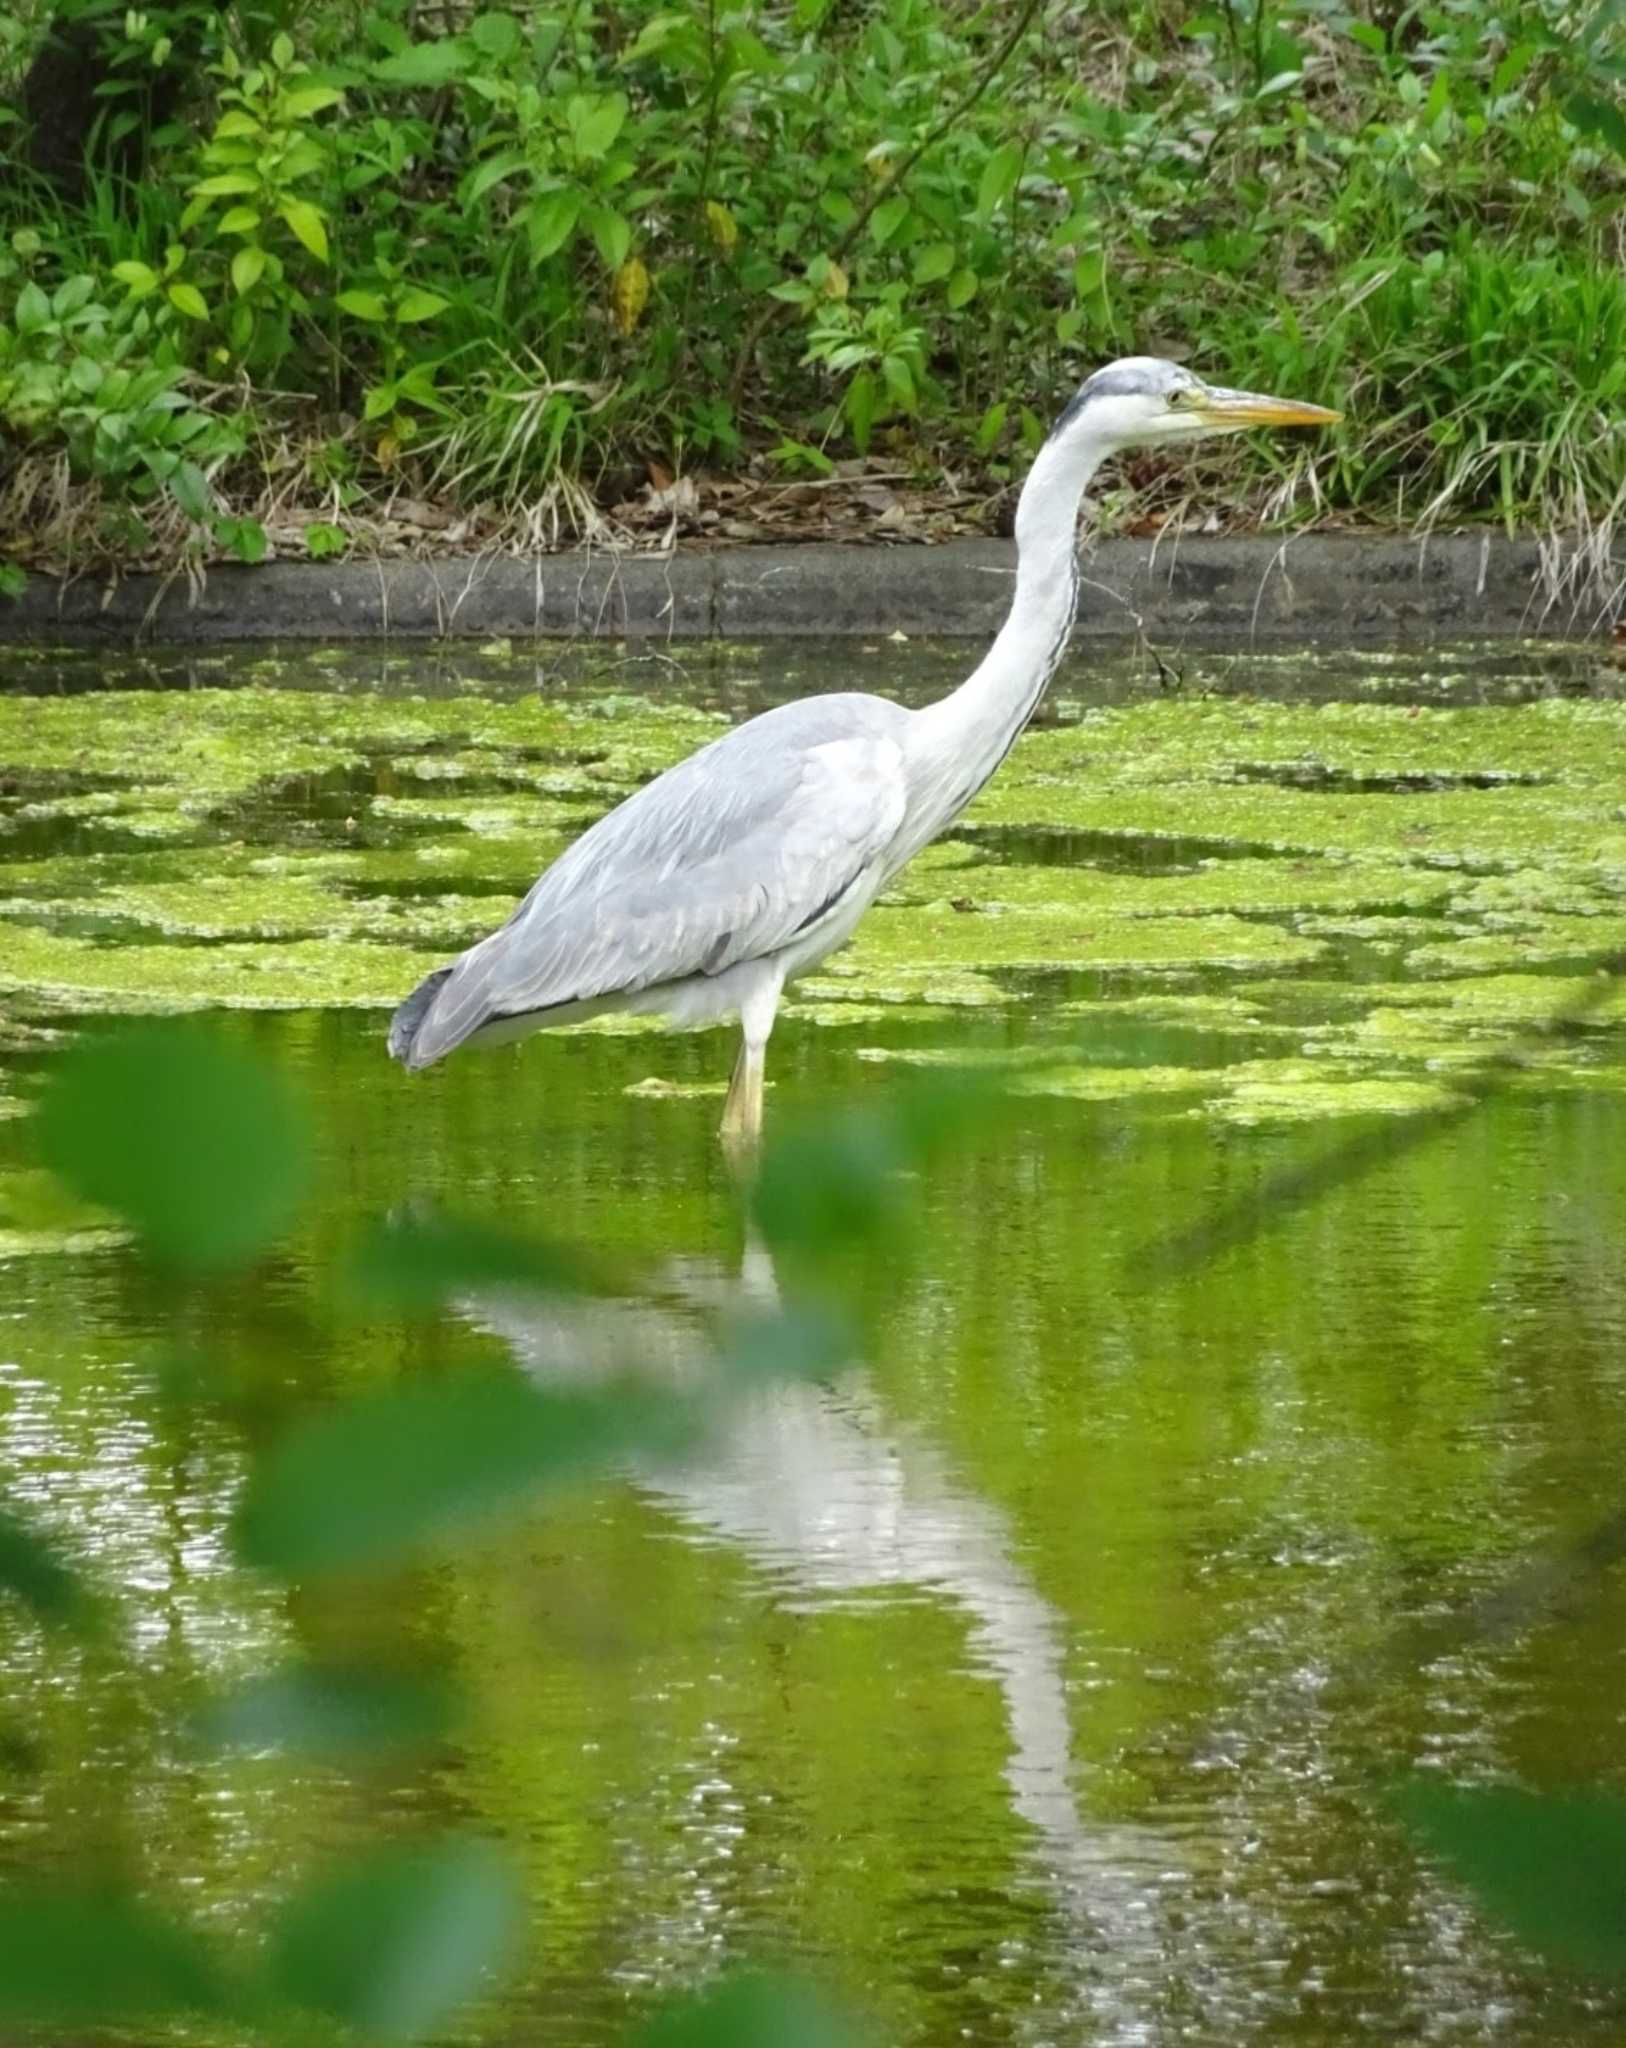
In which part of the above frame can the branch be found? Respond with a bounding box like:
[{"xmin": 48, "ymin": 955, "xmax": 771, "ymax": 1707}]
[{"xmin": 727, "ymin": 0, "xmax": 1049, "ymax": 410}]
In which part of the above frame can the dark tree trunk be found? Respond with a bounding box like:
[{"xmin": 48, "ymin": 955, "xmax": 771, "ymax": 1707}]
[{"xmin": 12, "ymin": 5, "xmax": 224, "ymax": 201}]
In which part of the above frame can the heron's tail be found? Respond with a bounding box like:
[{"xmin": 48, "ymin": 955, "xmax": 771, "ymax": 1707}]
[{"xmin": 387, "ymin": 966, "xmax": 455, "ymax": 1068}]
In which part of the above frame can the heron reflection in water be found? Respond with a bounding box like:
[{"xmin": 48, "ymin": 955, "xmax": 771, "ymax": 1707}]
[
  {"xmin": 391, "ymin": 361, "xmax": 1337, "ymax": 1144},
  {"xmin": 464, "ymin": 1234, "xmax": 1191, "ymax": 2042}
]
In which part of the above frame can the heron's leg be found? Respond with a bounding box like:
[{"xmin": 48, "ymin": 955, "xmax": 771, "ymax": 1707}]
[
  {"xmin": 720, "ymin": 1035, "xmax": 765, "ymax": 1150},
  {"xmin": 719, "ymin": 965, "xmax": 782, "ymax": 1153}
]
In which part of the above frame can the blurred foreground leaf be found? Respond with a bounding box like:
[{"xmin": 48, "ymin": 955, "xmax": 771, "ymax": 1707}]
[
  {"xmin": 753, "ymin": 1074, "xmax": 992, "ymax": 1260},
  {"xmin": 343, "ymin": 1212, "xmax": 594, "ymax": 1315},
  {"xmin": 35, "ymin": 1023, "xmax": 310, "ymax": 1270},
  {"xmin": 232, "ymin": 1370, "xmax": 673, "ymax": 1577},
  {"xmin": 268, "ymin": 1836, "xmax": 520, "ymax": 2041},
  {"xmin": 0, "ymin": 1505, "xmax": 101, "ymax": 1633},
  {"xmin": 1393, "ymin": 1780, "xmax": 1626, "ymax": 1977},
  {"xmin": 630, "ymin": 1971, "xmax": 863, "ymax": 2047},
  {"xmin": 236, "ymin": 1298, "xmax": 848, "ymax": 1578},
  {"xmin": 193, "ymin": 1665, "xmax": 459, "ymax": 1758},
  {"xmin": 0, "ymin": 1890, "xmax": 237, "ymax": 2025}
]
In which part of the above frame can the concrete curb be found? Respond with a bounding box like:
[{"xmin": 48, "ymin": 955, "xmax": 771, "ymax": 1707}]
[{"xmin": 1, "ymin": 533, "xmax": 1617, "ymax": 643}]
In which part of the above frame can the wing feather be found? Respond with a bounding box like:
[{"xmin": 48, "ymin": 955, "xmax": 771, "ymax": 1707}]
[{"xmin": 392, "ymin": 696, "xmax": 909, "ymax": 1068}]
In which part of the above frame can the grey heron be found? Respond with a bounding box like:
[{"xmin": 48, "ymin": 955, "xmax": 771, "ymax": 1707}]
[{"xmin": 388, "ymin": 358, "xmax": 1339, "ymax": 1143}]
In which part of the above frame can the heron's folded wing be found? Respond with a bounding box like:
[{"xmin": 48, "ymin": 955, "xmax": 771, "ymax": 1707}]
[{"xmin": 407, "ymin": 726, "xmax": 907, "ymax": 1063}]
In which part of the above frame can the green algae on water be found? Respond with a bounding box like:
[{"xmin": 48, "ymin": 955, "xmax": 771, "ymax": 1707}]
[{"xmin": 0, "ymin": 663, "xmax": 1623, "ymax": 1117}]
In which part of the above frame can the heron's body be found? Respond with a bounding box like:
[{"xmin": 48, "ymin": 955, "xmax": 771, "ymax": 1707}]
[{"xmin": 389, "ymin": 359, "xmax": 1337, "ymax": 1141}]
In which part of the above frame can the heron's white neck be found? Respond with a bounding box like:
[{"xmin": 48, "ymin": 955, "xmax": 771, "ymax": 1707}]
[{"xmin": 900, "ymin": 421, "xmax": 1111, "ymax": 859}]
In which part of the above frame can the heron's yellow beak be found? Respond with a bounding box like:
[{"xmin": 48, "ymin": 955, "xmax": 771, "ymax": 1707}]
[{"xmin": 1195, "ymin": 386, "xmax": 1342, "ymax": 430}]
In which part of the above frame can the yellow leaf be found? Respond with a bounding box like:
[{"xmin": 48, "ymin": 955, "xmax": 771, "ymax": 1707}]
[
  {"xmin": 611, "ymin": 255, "xmax": 650, "ymax": 336},
  {"xmin": 375, "ymin": 432, "xmax": 400, "ymax": 469},
  {"xmin": 704, "ymin": 200, "xmax": 738, "ymax": 255},
  {"xmin": 822, "ymin": 259, "xmax": 849, "ymax": 301}
]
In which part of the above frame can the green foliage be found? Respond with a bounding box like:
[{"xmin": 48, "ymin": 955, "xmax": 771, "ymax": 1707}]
[
  {"xmin": 0, "ymin": 1505, "xmax": 99, "ymax": 1631},
  {"xmin": 266, "ymin": 1838, "xmax": 522, "ymax": 2041},
  {"xmin": 0, "ymin": 1012, "xmax": 877, "ymax": 2039},
  {"xmin": 0, "ymin": 235, "xmax": 243, "ymax": 525},
  {"xmin": 1, "ymin": 0, "xmax": 1624, "ymax": 558},
  {"xmin": 628, "ymin": 1971, "xmax": 864, "ymax": 2047},
  {"xmin": 231, "ymin": 1370, "xmax": 669, "ymax": 1576},
  {"xmin": 35, "ymin": 1021, "xmax": 311, "ymax": 1269},
  {"xmin": 0, "ymin": 1889, "xmax": 241, "ymax": 2028},
  {"xmin": 1393, "ymin": 1781, "xmax": 1626, "ymax": 1979},
  {"xmin": 192, "ymin": 1665, "xmax": 461, "ymax": 1760}
]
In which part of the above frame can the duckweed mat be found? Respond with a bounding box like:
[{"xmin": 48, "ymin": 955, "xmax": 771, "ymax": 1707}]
[{"xmin": 1, "ymin": 638, "xmax": 1623, "ymax": 1144}]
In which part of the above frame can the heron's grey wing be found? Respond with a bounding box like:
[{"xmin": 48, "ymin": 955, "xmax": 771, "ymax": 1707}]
[{"xmin": 394, "ymin": 699, "xmax": 909, "ymax": 1068}]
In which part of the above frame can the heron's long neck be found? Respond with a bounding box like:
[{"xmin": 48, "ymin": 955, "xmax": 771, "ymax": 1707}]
[{"xmin": 901, "ymin": 424, "xmax": 1108, "ymax": 857}]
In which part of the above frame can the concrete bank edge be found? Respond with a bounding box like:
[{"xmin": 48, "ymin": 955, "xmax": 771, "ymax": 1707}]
[{"xmin": 1, "ymin": 533, "xmax": 1617, "ymax": 643}]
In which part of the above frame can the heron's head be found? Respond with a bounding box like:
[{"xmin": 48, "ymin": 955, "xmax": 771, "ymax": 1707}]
[{"xmin": 1051, "ymin": 356, "xmax": 1340, "ymax": 450}]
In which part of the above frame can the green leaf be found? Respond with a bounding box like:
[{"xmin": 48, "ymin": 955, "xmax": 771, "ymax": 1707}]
[
  {"xmin": 281, "ymin": 85, "xmax": 343, "ymax": 118},
  {"xmin": 469, "ymin": 11, "xmax": 522, "ymax": 60},
  {"xmin": 881, "ymin": 352, "xmax": 916, "ymax": 411},
  {"xmin": 753, "ymin": 1076, "xmax": 991, "ymax": 1260},
  {"xmin": 271, "ymin": 31, "xmax": 295, "ymax": 69},
  {"xmin": 14, "ymin": 281, "xmax": 50, "ymax": 333},
  {"xmin": 1393, "ymin": 1780, "xmax": 1626, "ymax": 1978},
  {"xmin": 337, "ymin": 288, "xmax": 390, "ymax": 321},
  {"xmin": 912, "ymin": 241, "xmax": 954, "ymax": 284},
  {"xmin": 869, "ymin": 193, "xmax": 909, "ymax": 246},
  {"xmin": 110, "ymin": 259, "xmax": 159, "ymax": 296},
  {"xmin": 213, "ymin": 110, "xmax": 261, "ymax": 140},
  {"xmin": 945, "ymin": 265, "xmax": 978, "ymax": 309},
  {"xmin": 268, "ymin": 1838, "xmax": 520, "ymax": 2042},
  {"xmin": 0, "ymin": 564, "xmax": 26, "ymax": 602},
  {"xmin": 393, "ymin": 286, "xmax": 450, "ymax": 323},
  {"xmin": 217, "ymin": 205, "xmax": 261, "ymax": 234},
  {"xmin": 844, "ymin": 366, "xmax": 877, "ymax": 452},
  {"xmin": 193, "ymin": 1666, "xmax": 458, "ymax": 1759},
  {"xmin": 571, "ymin": 93, "xmax": 628, "ymax": 160},
  {"xmin": 191, "ymin": 172, "xmax": 259, "ymax": 196},
  {"xmin": 169, "ymin": 459, "xmax": 213, "ymax": 522},
  {"xmin": 0, "ymin": 1892, "xmax": 236, "ymax": 2027},
  {"xmin": 166, "ymin": 281, "xmax": 209, "ymax": 320},
  {"xmin": 216, "ymin": 514, "xmax": 268, "ymax": 564},
  {"xmin": 304, "ymin": 521, "xmax": 348, "ymax": 559},
  {"xmin": 975, "ymin": 141, "xmax": 1023, "ymax": 218},
  {"xmin": 629, "ymin": 1973, "xmax": 862, "ymax": 2048},
  {"xmin": 976, "ymin": 399, "xmax": 1008, "ymax": 452},
  {"xmin": 35, "ymin": 1022, "xmax": 311, "ymax": 1271},
  {"xmin": 279, "ymin": 200, "xmax": 330, "ymax": 263},
  {"xmin": 231, "ymin": 245, "xmax": 266, "ymax": 295},
  {"xmin": 1566, "ymin": 92, "xmax": 1626, "ymax": 157},
  {"xmin": 0, "ymin": 1508, "xmax": 98, "ymax": 1633},
  {"xmin": 374, "ymin": 39, "xmax": 471, "ymax": 86},
  {"xmin": 586, "ymin": 205, "xmax": 632, "ymax": 271},
  {"xmin": 465, "ymin": 149, "xmax": 529, "ymax": 204},
  {"xmin": 231, "ymin": 1371, "xmax": 664, "ymax": 1577},
  {"xmin": 525, "ymin": 187, "xmax": 582, "ymax": 261},
  {"xmin": 341, "ymin": 1213, "xmax": 590, "ymax": 1314}
]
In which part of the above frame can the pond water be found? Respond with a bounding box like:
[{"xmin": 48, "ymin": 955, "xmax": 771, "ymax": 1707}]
[{"xmin": 0, "ymin": 636, "xmax": 1624, "ymax": 2045}]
